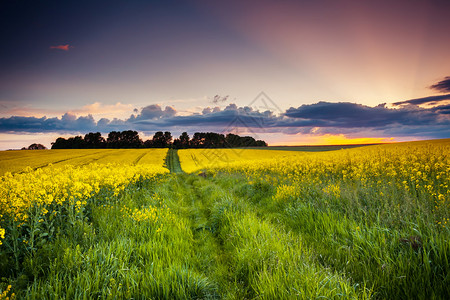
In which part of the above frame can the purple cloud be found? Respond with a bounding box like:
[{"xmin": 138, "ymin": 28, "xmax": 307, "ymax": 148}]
[{"xmin": 430, "ymin": 76, "xmax": 450, "ymax": 93}]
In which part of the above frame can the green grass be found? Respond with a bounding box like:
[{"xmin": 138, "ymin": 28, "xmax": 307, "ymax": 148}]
[{"xmin": 165, "ymin": 149, "xmax": 183, "ymax": 173}]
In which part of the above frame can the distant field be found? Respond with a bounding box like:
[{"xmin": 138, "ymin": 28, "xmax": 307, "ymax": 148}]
[
  {"xmin": 259, "ymin": 138, "xmax": 450, "ymax": 151},
  {"xmin": 247, "ymin": 144, "xmax": 377, "ymax": 151},
  {"xmin": 0, "ymin": 148, "xmax": 168, "ymax": 175}
]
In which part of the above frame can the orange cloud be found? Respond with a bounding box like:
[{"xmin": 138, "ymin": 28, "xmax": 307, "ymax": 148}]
[
  {"xmin": 69, "ymin": 102, "xmax": 134, "ymax": 119},
  {"xmin": 49, "ymin": 44, "xmax": 73, "ymax": 51}
]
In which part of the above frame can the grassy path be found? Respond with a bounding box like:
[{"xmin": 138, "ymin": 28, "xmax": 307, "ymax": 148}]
[
  {"xmin": 155, "ymin": 173, "xmax": 369, "ymax": 299},
  {"xmin": 165, "ymin": 149, "xmax": 183, "ymax": 173},
  {"xmin": 158, "ymin": 174, "xmax": 231, "ymax": 297},
  {"xmin": 172, "ymin": 172, "xmax": 448, "ymax": 299}
]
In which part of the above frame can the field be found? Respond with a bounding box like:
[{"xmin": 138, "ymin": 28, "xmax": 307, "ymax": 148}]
[
  {"xmin": 0, "ymin": 141, "xmax": 449, "ymax": 299},
  {"xmin": 0, "ymin": 149, "xmax": 168, "ymax": 176},
  {"xmin": 178, "ymin": 148, "xmax": 309, "ymax": 173},
  {"xmin": 243, "ymin": 144, "xmax": 376, "ymax": 152}
]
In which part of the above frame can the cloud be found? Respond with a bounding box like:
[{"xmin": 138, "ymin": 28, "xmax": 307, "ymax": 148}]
[
  {"xmin": 49, "ymin": 44, "xmax": 73, "ymax": 51},
  {"xmin": 130, "ymin": 104, "xmax": 279, "ymax": 131},
  {"xmin": 392, "ymin": 94, "xmax": 450, "ymax": 107},
  {"xmin": 430, "ymin": 76, "xmax": 450, "ymax": 93},
  {"xmin": 431, "ymin": 104, "xmax": 450, "ymax": 115},
  {"xmin": 283, "ymin": 101, "xmax": 450, "ymax": 129},
  {"xmin": 132, "ymin": 104, "xmax": 176, "ymax": 121},
  {"xmin": 0, "ymin": 102, "xmax": 134, "ymax": 120},
  {"xmin": 0, "ymin": 113, "xmax": 96, "ymax": 133},
  {"xmin": 1, "ymin": 101, "xmax": 449, "ymax": 141},
  {"xmin": 70, "ymin": 102, "xmax": 134, "ymax": 119},
  {"xmin": 284, "ymin": 102, "xmax": 404, "ymax": 128}
]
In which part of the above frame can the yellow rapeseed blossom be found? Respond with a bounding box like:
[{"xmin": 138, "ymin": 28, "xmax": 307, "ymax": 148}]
[
  {"xmin": 180, "ymin": 140, "xmax": 449, "ymax": 227},
  {"xmin": 0, "ymin": 149, "xmax": 168, "ymax": 176},
  {"xmin": 0, "ymin": 162, "xmax": 169, "ymax": 234},
  {"xmin": 178, "ymin": 149, "xmax": 308, "ymax": 173},
  {"xmin": 0, "ymin": 227, "xmax": 5, "ymax": 245},
  {"xmin": 0, "ymin": 284, "xmax": 15, "ymax": 300},
  {"xmin": 119, "ymin": 194, "xmax": 174, "ymax": 233}
]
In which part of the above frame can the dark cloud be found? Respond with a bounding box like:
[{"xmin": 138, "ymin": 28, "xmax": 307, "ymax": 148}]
[
  {"xmin": 131, "ymin": 105, "xmax": 271, "ymax": 129},
  {"xmin": 1, "ymin": 102, "xmax": 449, "ymax": 140},
  {"xmin": 392, "ymin": 94, "xmax": 450, "ymax": 106},
  {"xmin": 283, "ymin": 101, "xmax": 449, "ymax": 129},
  {"xmin": 430, "ymin": 76, "xmax": 450, "ymax": 93},
  {"xmin": 133, "ymin": 104, "xmax": 176, "ymax": 121},
  {"xmin": 431, "ymin": 104, "xmax": 450, "ymax": 115},
  {"xmin": 201, "ymin": 106, "xmax": 222, "ymax": 115},
  {"xmin": 0, "ymin": 113, "xmax": 96, "ymax": 133},
  {"xmin": 284, "ymin": 102, "xmax": 395, "ymax": 126}
]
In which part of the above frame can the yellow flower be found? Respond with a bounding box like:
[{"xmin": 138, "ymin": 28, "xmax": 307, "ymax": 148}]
[{"xmin": 0, "ymin": 227, "xmax": 5, "ymax": 245}]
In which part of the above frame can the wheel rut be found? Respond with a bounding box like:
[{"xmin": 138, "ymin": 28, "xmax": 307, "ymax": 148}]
[{"xmin": 165, "ymin": 149, "xmax": 183, "ymax": 173}]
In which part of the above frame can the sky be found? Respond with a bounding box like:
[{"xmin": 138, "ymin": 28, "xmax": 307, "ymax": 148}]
[{"xmin": 1, "ymin": 0, "xmax": 450, "ymax": 149}]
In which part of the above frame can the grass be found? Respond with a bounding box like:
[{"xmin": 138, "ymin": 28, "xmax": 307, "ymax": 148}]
[
  {"xmin": 0, "ymin": 173, "xmax": 372, "ymax": 299},
  {"xmin": 165, "ymin": 149, "xmax": 183, "ymax": 174}
]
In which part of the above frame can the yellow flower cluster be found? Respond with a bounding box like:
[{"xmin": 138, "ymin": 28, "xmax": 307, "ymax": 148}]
[
  {"xmin": 0, "ymin": 163, "xmax": 169, "ymax": 238},
  {"xmin": 0, "ymin": 285, "xmax": 14, "ymax": 300},
  {"xmin": 273, "ymin": 184, "xmax": 302, "ymax": 204},
  {"xmin": 120, "ymin": 195, "xmax": 173, "ymax": 233},
  {"xmin": 322, "ymin": 183, "xmax": 341, "ymax": 198},
  {"xmin": 0, "ymin": 227, "xmax": 5, "ymax": 245}
]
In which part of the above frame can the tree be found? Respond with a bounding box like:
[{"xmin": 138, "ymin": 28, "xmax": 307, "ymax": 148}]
[
  {"xmin": 67, "ymin": 136, "xmax": 85, "ymax": 148},
  {"xmin": 107, "ymin": 130, "xmax": 142, "ymax": 148},
  {"xmin": 152, "ymin": 131, "xmax": 166, "ymax": 148},
  {"xmin": 255, "ymin": 140, "xmax": 268, "ymax": 147},
  {"xmin": 26, "ymin": 143, "xmax": 47, "ymax": 150},
  {"xmin": 191, "ymin": 132, "xmax": 205, "ymax": 147},
  {"xmin": 179, "ymin": 132, "xmax": 190, "ymax": 148},
  {"xmin": 164, "ymin": 131, "xmax": 173, "ymax": 146},
  {"xmin": 144, "ymin": 139, "xmax": 154, "ymax": 148},
  {"xmin": 172, "ymin": 132, "xmax": 190, "ymax": 149},
  {"xmin": 51, "ymin": 138, "xmax": 68, "ymax": 149},
  {"xmin": 84, "ymin": 132, "xmax": 105, "ymax": 148},
  {"xmin": 107, "ymin": 131, "xmax": 121, "ymax": 148},
  {"xmin": 223, "ymin": 133, "xmax": 265, "ymax": 147},
  {"xmin": 121, "ymin": 130, "xmax": 143, "ymax": 148},
  {"xmin": 225, "ymin": 133, "xmax": 239, "ymax": 147}
]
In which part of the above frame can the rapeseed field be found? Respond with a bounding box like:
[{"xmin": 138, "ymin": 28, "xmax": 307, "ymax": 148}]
[{"xmin": 0, "ymin": 141, "xmax": 448, "ymax": 299}]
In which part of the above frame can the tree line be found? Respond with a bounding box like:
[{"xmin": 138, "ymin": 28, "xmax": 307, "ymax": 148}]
[{"xmin": 51, "ymin": 131, "xmax": 267, "ymax": 149}]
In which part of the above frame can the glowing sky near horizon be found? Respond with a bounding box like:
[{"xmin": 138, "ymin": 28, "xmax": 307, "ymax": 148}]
[{"xmin": 1, "ymin": 0, "xmax": 450, "ymax": 149}]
